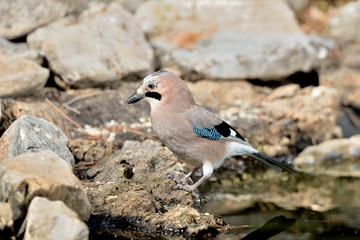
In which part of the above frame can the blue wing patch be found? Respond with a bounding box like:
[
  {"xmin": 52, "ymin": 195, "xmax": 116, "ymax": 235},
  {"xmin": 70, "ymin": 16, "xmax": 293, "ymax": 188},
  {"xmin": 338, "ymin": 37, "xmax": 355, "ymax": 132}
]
[{"xmin": 192, "ymin": 125, "xmax": 221, "ymax": 140}]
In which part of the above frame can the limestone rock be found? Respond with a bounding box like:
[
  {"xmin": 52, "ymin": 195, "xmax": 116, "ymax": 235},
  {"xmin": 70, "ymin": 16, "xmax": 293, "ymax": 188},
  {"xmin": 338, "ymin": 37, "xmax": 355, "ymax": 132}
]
[
  {"xmin": 0, "ymin": 150, "xmax": 91, "ymax": 221},
  {"xmin": 0, "ymin": 115, "xmax": 75, "ymax": 169},
  {"xmin": 28, "ymin": 2, "xmax": 154, "ymax": 88},
  {"xmin": 286, "ymin": 0, "xmax": 309, "ymax": 12},
  {"xmin": 0, "ymin": 0, "xmax": 87, "ymax": 39},
  {"xmin": 220, "ymin": 85, "xmax": 341, "ymax": 156},
  {"xmin": 159, "ymin": 32, "xmax": 337, "ymax": 80},
  {"xmin": 135, "ymin": 0, "xmax": 336, "ymax": 80},
  {"xmin": 0, "ymin": 37, "xmax": 42, "ymax": 64},
  {"xmin": 135, "ymin": 0, "xmax": 302, "ymax": 42},
  {"xmin": 0, "ymin": 202, "xmax": 13, "ymax": 230},
  {"xmin": 114, "ymin": 0, "xmax": 147, "ymax": 13},
  {"xmin": 329, "ymin": 0, "xmax": 360, "ymax": 41},
  {"xmin": 187, "ymin": 80, "xmax": 262, "ymax": 108},
  {"xmin": 0, "ymin": 54, "xmax": 49, "ymax": 98},
  {"xmin": 24, "ymin": 197, "xmax": 89, "ymax": 240},
  {"xmin": 294, "ymin": 135, "xmax": 360, "ymax": 177},
  {"xmin": 328, "ymin": 1, "xmax": 360, "ymax": 68}
]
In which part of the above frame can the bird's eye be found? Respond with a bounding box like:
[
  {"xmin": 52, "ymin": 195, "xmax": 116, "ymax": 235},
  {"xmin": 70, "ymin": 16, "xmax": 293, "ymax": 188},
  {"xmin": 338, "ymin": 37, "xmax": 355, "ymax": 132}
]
[{"xmin": 147, "ymin": 83, "xmax": 156, "ymax": 90}]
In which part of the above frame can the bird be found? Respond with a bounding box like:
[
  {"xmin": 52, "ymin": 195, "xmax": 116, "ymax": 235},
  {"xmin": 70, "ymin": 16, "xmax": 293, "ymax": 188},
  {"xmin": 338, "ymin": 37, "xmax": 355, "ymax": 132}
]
[{"xmin": 127, "ymin": 70, "xmax": 296, "ymax": 198}]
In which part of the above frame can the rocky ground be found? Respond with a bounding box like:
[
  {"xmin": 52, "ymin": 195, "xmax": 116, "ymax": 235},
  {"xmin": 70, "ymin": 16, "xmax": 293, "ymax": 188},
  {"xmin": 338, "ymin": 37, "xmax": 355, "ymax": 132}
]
[{"xmin": 1, "ymin": 0, "xmax": 360, "ymax": 239}]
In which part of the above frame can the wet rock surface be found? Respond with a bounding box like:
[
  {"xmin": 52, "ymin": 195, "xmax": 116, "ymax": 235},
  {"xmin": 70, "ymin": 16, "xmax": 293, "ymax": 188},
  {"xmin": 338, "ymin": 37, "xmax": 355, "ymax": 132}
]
[{"xmin": 294, "ymin": 135, "xmax": 360, "ymax": 177}]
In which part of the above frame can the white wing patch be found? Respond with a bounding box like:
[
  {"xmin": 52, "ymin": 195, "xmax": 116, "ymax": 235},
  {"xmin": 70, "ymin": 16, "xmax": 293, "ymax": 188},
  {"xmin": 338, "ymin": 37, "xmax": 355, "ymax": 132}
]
[{"xmin": 229, "ymin": 128, "xmax": 237, "ymax": 137}]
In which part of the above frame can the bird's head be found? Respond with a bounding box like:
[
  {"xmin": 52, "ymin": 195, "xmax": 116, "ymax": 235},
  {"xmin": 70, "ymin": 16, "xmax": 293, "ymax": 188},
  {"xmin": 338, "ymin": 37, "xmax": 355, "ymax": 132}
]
[{"xmin": 127, "ymin": 70, "xmax": 195, "ymax": 110}]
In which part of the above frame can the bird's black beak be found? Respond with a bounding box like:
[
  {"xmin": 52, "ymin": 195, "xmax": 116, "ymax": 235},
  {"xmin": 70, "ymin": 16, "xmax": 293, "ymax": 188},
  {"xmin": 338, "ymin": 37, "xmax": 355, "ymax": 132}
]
[{"xmin": 127, "ymin": 92, "xmax": 145, "ymax": 104}]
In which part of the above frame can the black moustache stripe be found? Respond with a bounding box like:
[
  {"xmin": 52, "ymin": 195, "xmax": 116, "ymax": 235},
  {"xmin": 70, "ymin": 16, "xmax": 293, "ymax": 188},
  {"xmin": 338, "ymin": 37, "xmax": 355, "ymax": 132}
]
[{"xmin": 145, "ymin": 92, "xmax": 162, "ymax": 101}]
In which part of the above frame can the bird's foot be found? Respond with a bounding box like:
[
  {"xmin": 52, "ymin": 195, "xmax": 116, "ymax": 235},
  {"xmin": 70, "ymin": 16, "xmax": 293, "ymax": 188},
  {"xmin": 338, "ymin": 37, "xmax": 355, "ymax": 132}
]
[
  {"xmin": 164, "ymin": 173, "xmax": 188, "ymax": 185},
  {"xmin": 171, "ymin": 183, "xmax": 199, "ymax": 199}
]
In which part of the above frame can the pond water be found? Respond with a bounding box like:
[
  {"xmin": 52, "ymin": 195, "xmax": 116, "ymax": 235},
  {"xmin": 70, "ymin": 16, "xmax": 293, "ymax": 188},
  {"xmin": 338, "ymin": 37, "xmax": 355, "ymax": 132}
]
[{"xmin": 218, "ymin": 209, "xmax": 360, "ymax": 240}]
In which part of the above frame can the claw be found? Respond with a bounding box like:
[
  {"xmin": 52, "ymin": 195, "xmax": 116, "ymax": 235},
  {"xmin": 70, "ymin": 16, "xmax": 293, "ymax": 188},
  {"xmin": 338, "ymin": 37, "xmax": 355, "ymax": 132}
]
[
  {"xmin": 165, "ymin": 173, "xmax": 189, "ymax": 185},
  {"xmin": 172, "ymin": 183, "xmax": 199, "ymax": 199}
]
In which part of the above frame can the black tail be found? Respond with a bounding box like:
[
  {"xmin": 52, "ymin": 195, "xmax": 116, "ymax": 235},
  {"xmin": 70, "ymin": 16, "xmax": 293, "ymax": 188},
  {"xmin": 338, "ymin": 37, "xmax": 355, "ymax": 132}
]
[{"xmin": 250, "ymin": 152, "xmax": 297, "ymax": 174}]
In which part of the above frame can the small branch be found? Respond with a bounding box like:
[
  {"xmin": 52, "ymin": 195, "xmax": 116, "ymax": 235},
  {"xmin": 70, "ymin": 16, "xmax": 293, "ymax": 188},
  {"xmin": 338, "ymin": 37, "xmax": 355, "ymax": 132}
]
[
  {"xmin": 344, "ymin": 107, "xmax": 360, "ymax": 128},
  {"xmin": 45, "ymin": 98, "xmax": 82, "ymax": 129}
]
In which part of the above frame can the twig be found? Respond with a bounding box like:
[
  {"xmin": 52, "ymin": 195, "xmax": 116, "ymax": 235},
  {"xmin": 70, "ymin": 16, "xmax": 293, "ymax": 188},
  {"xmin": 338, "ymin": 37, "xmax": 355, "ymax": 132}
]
[
  {"xmin": 81, "ymin": 181, "xmax": 106, "ymax": 186},
  {"xmin": 64, "ymin": 92, "xmax": 102, "ymax": 106},
  {"xmin": 45, "ymin": 98, "xmax": 82, "ymax": 129},
  {"xmin": 344, "ymin": 107, "xmax": 360, "ymax": 128},
  {"xmin": 63, "ymin": 104, "xmax": 81, "ymax": 115}
]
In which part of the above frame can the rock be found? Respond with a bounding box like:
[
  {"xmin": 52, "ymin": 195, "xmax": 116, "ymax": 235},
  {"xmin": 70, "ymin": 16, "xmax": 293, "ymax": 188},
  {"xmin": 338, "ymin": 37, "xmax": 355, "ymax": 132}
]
[
  {"xmin": 0, "ymin": 54, "xmax": 49, "ymax": 98},
  {"xmin": 136, "ymin": 0, "xmax": 336, "ymax": 80},
  {"xmin": 286, "ymin": 0, "xmax": 309, "ymax": 12},
  {"xmin": 187, "ymin": 80, "xmax": 262, "ymax": 108},
  {"xmin": 0, "ymin": 86, "xmax": 150, "ymax": 147},
  {"xmin": 114, "ymin": 0, "xmax": 147, "ymax": 13},
  {"xmin": 321, "ymin": 67, "xmax": 360, "ymax": 108},
  {"xmin": 0, "ymin": 150, "xmax": 91, "ymax": 221},
  {"xmin": 0, "ymin": 0, "xmax": 88, "ymax": 39},
  {"xmin": 0, "ymin": 202, "xmax": 13, "ymax": 230},
  {"xmin": 328, "ymin": 1, "xmax": 360, "ymax": 69},
  {"xmin": 28, "ymin": 2, "xmax": 154, "ymax": 88},
  {"xmin": 159, "ymin": 32, "xmax": 337, "ymax": 81},
  {"xmin": 293, "ymin": 135, "xmax": 360, "ymax": 177},
  {"xmin": 328, "ymin": 0, "xmax": 360, "ymax": 42},
  {"xmin": 0, "ymin": 37, "xmax": 42, "ymax": 64},
  {"xmin": 86, "ymin": 139, "xmax": 223, "ymax": 237},
  {"xmin": 0, "ymin": 115, "xmax": 75, "ymax": 169},
  {"xmin": 219, "ymin": 85, "xmax": 341, "ymax": 156},
  {"xmin": 204, "ymin": 169, "xmax": 360, "ymax": 214},
  {"xmin": 24, "ymin": 197, "xmax": 89, "ymax": 240},
  {"xmin": 135, "ymin": 0, "xmax": 303, "ymax": 43}
]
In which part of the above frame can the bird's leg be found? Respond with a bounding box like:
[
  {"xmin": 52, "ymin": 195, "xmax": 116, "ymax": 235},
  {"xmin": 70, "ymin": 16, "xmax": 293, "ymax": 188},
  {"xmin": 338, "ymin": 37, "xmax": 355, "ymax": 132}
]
[
  {"xmin": 172, "ymin": 162, "xmax": 213, "ymax": 198},
  {"xmin": 179, "ymin": 166, "xmax": 200, "ymax": 185}
]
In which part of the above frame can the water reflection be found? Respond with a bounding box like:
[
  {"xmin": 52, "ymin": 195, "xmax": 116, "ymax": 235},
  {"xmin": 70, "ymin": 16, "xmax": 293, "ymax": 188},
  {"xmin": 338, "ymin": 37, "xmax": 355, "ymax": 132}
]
[
  {"xmin": 218, "ymin": 209, "xmax": 360, "ymax": 240},
  {"xmin": 242, "ymin": 215, "xmax": 296, "ymax": 240}
]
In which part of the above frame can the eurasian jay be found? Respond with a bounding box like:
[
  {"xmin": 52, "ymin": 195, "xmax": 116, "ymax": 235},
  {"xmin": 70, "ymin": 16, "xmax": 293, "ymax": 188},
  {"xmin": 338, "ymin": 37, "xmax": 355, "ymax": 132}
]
[{"xmin": 127, "ymin": 70, "xmax": 296, "ymax": 198}]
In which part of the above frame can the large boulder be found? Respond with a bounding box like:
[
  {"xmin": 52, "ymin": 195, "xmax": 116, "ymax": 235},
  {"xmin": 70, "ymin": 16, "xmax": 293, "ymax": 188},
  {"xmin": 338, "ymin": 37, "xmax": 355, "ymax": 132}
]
[
  {"xmin": 0, "ymin": 150, "xmax": 92, "ymax": 221},
  {"xmin": 0, "ymin": 115, "xmax": 75, "ymax": 168},
  {"xmin": 0, "ymin": 55, "xmax": 48, "ymax": 98},
  {"xmin": 0, "ymin": 37, "xmax": 41, "ymax": 64},
  {"xmin": 135, "ymin": 0, "xmax": 303, "ymax": 42},
  {"xmin": 0, "ymin": 0, "xmax": 87, "ymax": 39},
  {"xmin": 165, "ymin": 32, "xmax": 336, "ymax": 80},
  {"xmin": 28, "ymin": 2, "xmax": 154, "ymax": 88},
  {"xmin": 135, "ymin": 0, "xmax": 337, "ymax": 81},
  {"xmin": 328, "ymin": 0, "xmax": 360, "ymax": 42}
]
